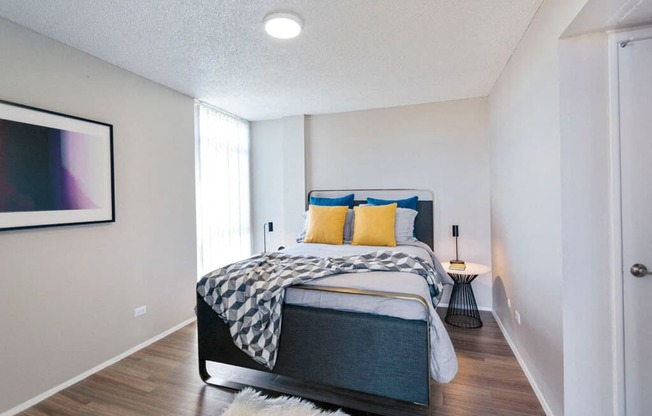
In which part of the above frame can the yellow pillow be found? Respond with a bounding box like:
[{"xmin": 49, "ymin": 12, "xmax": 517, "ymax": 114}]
[
  {"xmin": 351, "ymin": 203, "xmax": 397, "ymax": 247},
  {"xmin": 304, "ymin": 205, "xmax": 349, "ymax": 245}
]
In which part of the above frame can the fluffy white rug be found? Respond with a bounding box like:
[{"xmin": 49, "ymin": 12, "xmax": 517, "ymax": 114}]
[{"xmin": 221, "ymin": 388, "xmax": 350, "ymax": 416}]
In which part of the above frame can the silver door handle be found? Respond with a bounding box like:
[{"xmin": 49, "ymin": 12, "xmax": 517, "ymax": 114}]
[{"xmin": 630, "ymin": 264, "xmax": 652, "ymax": 278}]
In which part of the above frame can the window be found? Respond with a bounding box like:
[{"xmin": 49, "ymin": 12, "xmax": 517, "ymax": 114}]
[{"xmin": 195, "ymin": 102, "xmax": 251, "ymax": 277}]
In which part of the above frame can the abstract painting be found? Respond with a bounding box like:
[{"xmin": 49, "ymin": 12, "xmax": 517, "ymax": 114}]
[{"xmin": 0, "ymin": 100, "xmax": 114, "ymax": 230}]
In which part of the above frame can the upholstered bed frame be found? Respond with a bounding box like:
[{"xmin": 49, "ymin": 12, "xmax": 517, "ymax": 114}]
[{"xmin": 197, "ymin": 189, "xmax": 435, "ymax": 415}]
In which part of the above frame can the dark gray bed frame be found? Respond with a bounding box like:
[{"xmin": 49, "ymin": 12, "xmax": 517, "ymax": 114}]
[{"xmin": 197, "ymin": 189, "xmax": 435, "ymax": 415}]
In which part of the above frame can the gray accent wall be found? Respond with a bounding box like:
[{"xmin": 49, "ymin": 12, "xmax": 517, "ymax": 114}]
[{"xmin": 0, "ymin": 18, "xmax": 197, "ymax": 414}]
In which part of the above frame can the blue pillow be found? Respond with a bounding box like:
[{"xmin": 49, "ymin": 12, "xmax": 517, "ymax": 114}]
[
  {"xmin": 309, "ymin": 193, "xmax": 355, "ymax": 208},
  {"xmin": 367, "ymin": 196, "xmax": 418, "ymax": 210}
]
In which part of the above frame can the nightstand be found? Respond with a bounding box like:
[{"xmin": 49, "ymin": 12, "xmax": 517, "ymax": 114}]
[{"xmin": 441, "ymin": 261, "xmax": 491, "ymax": 329}]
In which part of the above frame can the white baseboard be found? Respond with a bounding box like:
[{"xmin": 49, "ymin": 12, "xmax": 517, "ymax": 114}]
[
  {"xmin": 491, "ymin": 311, "xmax": 554, "ymax": 416},
  {"xmin": 438, "ymin": 302, "xmax": 492, "ymax": 312},
  {"xmin": 1, "ymin": 317, "xmax": 196, "ymax": 416}
]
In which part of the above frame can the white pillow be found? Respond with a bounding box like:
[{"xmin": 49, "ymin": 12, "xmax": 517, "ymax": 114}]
[{"xmin": 395, "ymin": 208, "xmax": 418, "ymax": 244}]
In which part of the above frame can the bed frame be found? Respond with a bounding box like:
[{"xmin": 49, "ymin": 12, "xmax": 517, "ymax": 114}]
[{"xmin": 197, "ymin": 189, "xmax": 436, "ymax": 415}]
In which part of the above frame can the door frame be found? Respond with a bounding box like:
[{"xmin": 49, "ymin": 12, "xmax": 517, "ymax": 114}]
[{"xmin": 608, "ymin": 25, "xmax": 652, "ymax": 416}]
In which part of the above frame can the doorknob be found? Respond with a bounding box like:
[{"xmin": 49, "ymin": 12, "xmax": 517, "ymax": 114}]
[{"xmin": 630, "ymin": 264, "xmax": 652, "ymax": 278}]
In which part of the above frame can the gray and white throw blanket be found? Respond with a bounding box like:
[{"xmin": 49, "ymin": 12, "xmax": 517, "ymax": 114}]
[{"xmin": 197, "ymin": 250, "xmax": 444, "ymax": 369}]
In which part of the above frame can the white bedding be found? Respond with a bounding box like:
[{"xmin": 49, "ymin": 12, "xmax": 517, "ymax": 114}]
[{"xmin": 282, "ymin": 242, "xmax": 458, "ymax": 383}]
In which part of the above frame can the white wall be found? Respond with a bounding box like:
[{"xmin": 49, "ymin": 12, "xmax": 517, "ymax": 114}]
[
  {"xmin": 251, "ymin": 119, "xmax": 284, "ymax": 252},
  {"xmin": 250, "ymin": 116, "xmax": 306, "ymax": 253},
  {"xmin": 305, "ymin": 98, "xmax": 492, "ymax": 308},
  {"xmin": 488, "ymin": 0, "xmax": 588, "ymax": 414},
  {"xmin": 281, "ymin": 116, "xmax": 306, "ymax": 245},
  {"xmin": 0, "ymin": 18, "xmax": 197, "ymax": 414},
  {"xmin": 559, "ymin": 31, "xmax": 615, "ymax": 416}
]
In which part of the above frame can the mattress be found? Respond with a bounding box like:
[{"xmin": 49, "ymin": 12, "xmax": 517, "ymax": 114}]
[{"xmin": 285, "ymin": 242, "xmax": 439, "ymax": 320}]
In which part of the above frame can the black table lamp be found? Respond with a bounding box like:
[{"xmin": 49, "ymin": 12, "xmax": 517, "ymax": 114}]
[
  {"xmin": 451, "ymin": 225, "xmax": 465, "ymax": 265},
  {"xmin": 263, "ymin": 222, "xmax": 273, "ymax": 252}
]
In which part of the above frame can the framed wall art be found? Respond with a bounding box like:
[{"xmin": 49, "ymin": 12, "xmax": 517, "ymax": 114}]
[{"xmin": 0, "ymin": 100, "xmax": 114, "ymax": 231}]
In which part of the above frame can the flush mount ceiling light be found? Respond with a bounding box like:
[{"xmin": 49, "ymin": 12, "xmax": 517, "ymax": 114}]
[{"xmin": 263, "ymin": 12, "xmax": 303, "ymax": 39}]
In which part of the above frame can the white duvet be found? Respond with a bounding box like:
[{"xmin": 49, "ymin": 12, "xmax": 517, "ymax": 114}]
[{"xmin": 282, "ymin": 242, "xmax": 458, "ymax": 383}]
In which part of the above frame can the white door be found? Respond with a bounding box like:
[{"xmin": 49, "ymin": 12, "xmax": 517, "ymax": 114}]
[{"xmin": 619, "ymin": 36, "xmax": 652, "ymax": 416}]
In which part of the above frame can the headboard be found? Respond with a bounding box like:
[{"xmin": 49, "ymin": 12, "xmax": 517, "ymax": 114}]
[{"xmin": 307, "ymin": 189, "xmax": 434, "ymax": 250}]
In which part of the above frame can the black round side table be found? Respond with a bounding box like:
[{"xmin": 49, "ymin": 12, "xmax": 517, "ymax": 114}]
[{"xmin": 442, "ymin": 262, "xmax": 490, "ymax": 329}]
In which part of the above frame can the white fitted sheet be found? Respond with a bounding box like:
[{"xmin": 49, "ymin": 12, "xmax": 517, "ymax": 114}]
[{"xmin": 285, "ymin": 243, "xmax": 436, "ymax": 321}]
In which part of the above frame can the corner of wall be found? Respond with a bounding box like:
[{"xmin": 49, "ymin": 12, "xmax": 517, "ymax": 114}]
[{"xmin": 250, "ymin": 115, "xmax": 307, "ymax": 252}]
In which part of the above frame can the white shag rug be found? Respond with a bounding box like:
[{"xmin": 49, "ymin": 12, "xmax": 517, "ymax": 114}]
[{"xmin": 221, "ymin": 388, "xmax": 350, "ymax": 416}]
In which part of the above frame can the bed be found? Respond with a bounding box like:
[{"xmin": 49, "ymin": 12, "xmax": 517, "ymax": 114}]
[{"xmin": 196, "ymin": 189, "xmax": 457, "ymax": 415}]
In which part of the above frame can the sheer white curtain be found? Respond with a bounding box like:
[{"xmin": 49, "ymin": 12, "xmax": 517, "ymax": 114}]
[{"xmin": 195, "ymin": 102, "xmax": 251, "ymax": 277}]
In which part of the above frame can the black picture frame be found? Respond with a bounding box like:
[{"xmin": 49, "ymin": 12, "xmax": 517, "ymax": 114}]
[{"xmin": 0, "ymin": 99, "xmax": 115, "ymax": 231}]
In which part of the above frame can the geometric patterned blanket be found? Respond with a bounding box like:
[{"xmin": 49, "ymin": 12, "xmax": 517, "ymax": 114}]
[{"xmin": 196, "ymin": 250, "xmax": 443, "ymax": 369}]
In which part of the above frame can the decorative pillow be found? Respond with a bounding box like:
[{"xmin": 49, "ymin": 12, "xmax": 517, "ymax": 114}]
[
  {"xmin": 309, "ymin": 193, "xmax": 355, "ymax": 209},
  {"xmin": 367, "ymin": 196, "xmax": 418, "ymax": 210},
  {"xmin": 395, "ymin": 208, "xmax": 419, "ymax": 244},
  {"xmin": 297, "ymin": 209, "xmax": 354, "ymax": 243},
  {"xmin": 303, "ymin": 205, "xmax": 349, "ymax": 245},
  {"xmin": 351, "ymin": 203, "xmax": 397, "ymax": 247}
]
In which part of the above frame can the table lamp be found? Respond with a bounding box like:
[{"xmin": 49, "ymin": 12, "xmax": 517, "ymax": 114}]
[
  {"xmin": 451, "ymin": 224, "xmax": 465, "ymax": 265},
  {"xmin": 263, "ymin": 222, "xmax": 273, "ymax": 252}
]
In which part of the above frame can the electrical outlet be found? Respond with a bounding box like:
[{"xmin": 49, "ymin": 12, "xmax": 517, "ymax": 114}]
[
  {"xmin": 507, "ymin": 298, "xmax": 511, "ymax": 309},
  {"xmin": 134, "ymin": 305, "xmax": 147, "ymax": 318},
  {"xmin": 515, "ymin": 310, "xmax": 521, "ymax": 325}
]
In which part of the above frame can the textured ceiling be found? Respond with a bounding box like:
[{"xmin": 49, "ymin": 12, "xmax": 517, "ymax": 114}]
[{"xmin": 0, "ymin": 0, "xmax": 542, "ymax": 121}]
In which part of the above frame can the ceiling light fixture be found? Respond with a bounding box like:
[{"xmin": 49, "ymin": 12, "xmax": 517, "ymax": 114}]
[{"xmin": 263, "ymin": 12, "xmax": 303, "ymax": 39}]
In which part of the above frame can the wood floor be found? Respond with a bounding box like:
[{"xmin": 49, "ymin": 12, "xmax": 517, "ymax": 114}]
[{"xmin": 19, "ymin": 310, "xmax": 544, "ymax": 416}]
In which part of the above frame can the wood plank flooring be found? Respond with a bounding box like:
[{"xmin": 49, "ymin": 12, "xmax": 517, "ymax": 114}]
[{"xmin": 19, "ymin": 310, "xmax": 544, "ymax": 416}]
